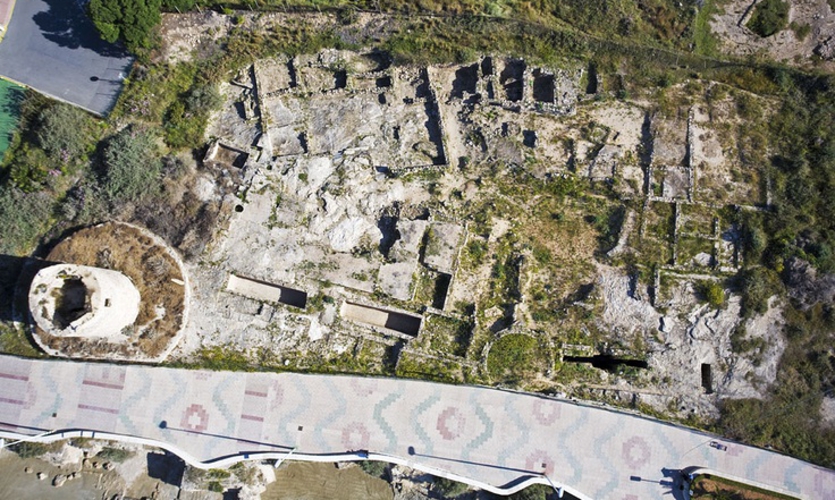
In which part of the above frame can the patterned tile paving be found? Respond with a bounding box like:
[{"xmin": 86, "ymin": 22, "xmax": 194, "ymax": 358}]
[{"xmin": 0, "ymin": 354, "xmax": 833, "ymax": 500}]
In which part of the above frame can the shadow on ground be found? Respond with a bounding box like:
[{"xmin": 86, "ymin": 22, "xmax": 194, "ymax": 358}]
[{"xmin": 33, "ymin": 0, "xmax": 127, "ymax": 58}]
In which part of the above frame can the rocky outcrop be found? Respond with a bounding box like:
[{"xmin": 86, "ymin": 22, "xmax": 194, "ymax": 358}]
[{"xmin": 783, "ymin": 257, "xmax": 835, "ymax": 309}]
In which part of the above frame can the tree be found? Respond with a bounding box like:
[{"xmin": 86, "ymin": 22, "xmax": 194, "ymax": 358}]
[
  {"xmin": 88, "ymin": 0, "xmax": 162, "ymax": 53},
  {"xmin": 746, "ymin": 0, "xmax": 789, "ymax": 37}
]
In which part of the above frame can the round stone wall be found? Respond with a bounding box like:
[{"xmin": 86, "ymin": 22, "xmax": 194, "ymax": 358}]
[{"xmin": 29, "ymin": 263, "xmax": 141, "ymax": 339}]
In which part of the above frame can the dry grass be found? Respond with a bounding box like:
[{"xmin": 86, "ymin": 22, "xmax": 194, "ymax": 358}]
[
  {"xmin": 691, "ymin": 475, "xmax": 799, "ymax": 500},
  {"xmin": 41, "ymin": 222, "xmax": 185, "ymax": 358}
]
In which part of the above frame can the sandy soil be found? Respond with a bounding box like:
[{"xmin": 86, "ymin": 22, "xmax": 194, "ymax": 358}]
[
  {"xmin": 709, "ymin": 0, "xmax": 835, "ymax": 71},
  {"xmin": 0, "ymin": 449, "xmax": 124, "ymax": 500},
  {"xmin": 262, "ymin": 462, "xmax": 393, "ymax": 500}
]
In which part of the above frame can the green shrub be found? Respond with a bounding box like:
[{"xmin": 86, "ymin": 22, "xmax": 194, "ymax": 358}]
[
  {"xmin": 97, "ymin": 447, "xmax": 133, "ymax": 463},
  {"xmin": 0, "ymin": 187, "xmax": 53, "ymax": 255},
  {"xmin": 161, "ymin": 0, "xmax": 195, "ymax": 10},
  {"xmin": 487, "ymin": 333, "xmax": 548, "ymax": 382},
  {"xmin": 433, "ymin": 476, "xmax": 469, "ymax": 498},
  {"xmin": 208, "ymin": 481, "xmax": 223, "ymax": 492},
  {"xmin": 36, "ymin": 104, "xmax": 93, "ymax": 163},
  {"xmin": 12, "ymin": 441, "xmax": 58, "ymax": 458},
  {"xmin": 164, "ymin": 83, "xmax": 222, "ymax": 149},
  {"xmin": 508, "ymin": 483, "xmax": 553, "ymax": 500},
  {"xmin": 738, "ymin": 267, "xmax": 780, "ymax": 317},
  {"xmin": 101, "ymin": 126, "xmax": 161, "ymax": 204},
  {"xmin": 208, "ymin": 468, "xmax": 231, "ymax": 480},
  {"xmin": 747, "ymin": 0, "xmax": 789, "ymax": 37},
  {"xmin": 698, "ymin": 281, "xmax": 725, "ymax": 308},
  {"xmin": 789, "ymin": 22, "xmax": 811, "ymax": 41},
  {"xmin": 358, "ymin": 460, "xmax": 387, "ymax": 478},
  {"xmin": 8, "ymin": 143, "xmax": 50, "ymax": 192}
]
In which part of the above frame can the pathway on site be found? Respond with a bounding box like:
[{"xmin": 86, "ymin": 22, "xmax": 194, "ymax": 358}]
[{"xmin": 0, "ymin": 355, "xmax": 833, "ymax": 499}]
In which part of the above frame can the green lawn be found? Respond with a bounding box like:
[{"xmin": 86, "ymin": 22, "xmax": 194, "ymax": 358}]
[{"xmin": 0, "ymin": 78, "xmax": 24, "ymax": 159}]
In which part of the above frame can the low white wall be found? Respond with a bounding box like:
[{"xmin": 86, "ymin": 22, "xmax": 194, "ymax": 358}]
[{"xmin": 0, "ymin": 428, "xmax": 591, "ymax": 499}]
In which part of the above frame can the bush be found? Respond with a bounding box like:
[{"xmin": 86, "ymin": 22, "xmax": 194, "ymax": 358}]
[
  {"xmin": 747, "ymin": 0, "xmax": 789, "ymax": 37},
  {"xmin": 8, "ymin": 143, "xmax": 51, "ymax": 192},
  {"xmin": 433, "ymin": 476, "xmax": 469, "ymax": 498},
  {"xmin": 97, "ymin": 447, "xmax": 133, "ymax": 463},
  {"xmin": 11, "ymin": 441, "xmax": 57, "ymax": 458},
  {"xmin": 0, "ymin": 187, "xmax": 53, "ymax": 255},
  {"xmin": 738, "ymin": 267, "xmax": 780, "ymax": 317},
  {"xmin": 164, "ymin": 83, "xmax": 222, "ymax": 149},
  {"xmin": 508, "ymin": 483, "xmax": 554, "ymax": 500},
  {"xmin": 698, "ymin": 281, "xmax": 725, "ymax": 308},
  {"xmin": 101, "ymin": 126, "xmax": 161, "ymax": 204},
  {"xmin": 358, "ymin": 460, "xmax": 387, "ymax": 478},
  {"xmin": 36, "ymin": 104, "xmax": 93, "ymax": 163}
]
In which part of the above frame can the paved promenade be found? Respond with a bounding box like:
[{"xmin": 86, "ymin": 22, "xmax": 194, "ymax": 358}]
[{"xmin": 0, "ymin": 355, "xmax": 833, "ymax": 499}]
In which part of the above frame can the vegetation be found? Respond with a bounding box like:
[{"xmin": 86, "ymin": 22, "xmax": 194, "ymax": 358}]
[
  {"xmin": 737, "ymin": 267, "xmax": 780, "ymax": 317},
  {"xmin": 698, "ymin": 281, "xmax": 725, "ymax": 309},
  {"xmin": 10, "ymin": 441, "xmax": 61, "ymax": 458},
  {"xmin": 0, "ymin": 0, "xmax": 826, "ymax": 476},
  {"xmin": 0, "ymin": 79, "xmax": 24, "ymax": 158},
  {"xmin": 746, "ymin": 0, "xmax": 789, "ymax": 38},
  {"xmin": 96, "ymin": 446, "xmax": 133, "ymax": 462},
  {"xmin": 498, "ymin": 483, "xmax": 556, "ymax": 500},
  {"xmin": 88, "ymin": 0, "xmax": 162, "ymax": 53},
  {"xmin": 690, "ymin": 474, "xmax": 800, "ymax": 500},
  {"xmin": 432, "ymin": 476, "xmax": 470, "ymax": 498},
  {"xmin": 487, "ymin": 334, "xmax": 549, "ymax": 383},
  {"xmin": 0, "ymin": 188, "xmax": 53, "ymax": 255},
  {"xmin": 0, "ymin": 324, "xmax": 44, "ymax": 357},
  {"xmin": 358, "ymin": 460, "xmax": 388, "ymax": 478},
  {"xmin": 720, "ymin": 303, "xmax": 835, "ymax": 468},
  {"xmin": 693, "ymin": 0, "xmax": 720, "ymax": 56},
  {"xmin": 101, "ymin": 126, "xmax": 162, "ymax": 204}
]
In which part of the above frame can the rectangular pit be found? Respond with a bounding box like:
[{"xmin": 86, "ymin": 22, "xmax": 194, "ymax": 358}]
[
  {"xmin": 341, "ymin": 302, "xmax": 422, "ymax": 337},
  {"xmin": 451, "ymin": 64, "xmax": 479, "ymax": 99},
  {"xmin": 532, "ymin": 69, "xmax": 555, "ymax": 103},
  {"xmin": 213, "ymin": 144, "xmax": 249, "ymax": 168},
  {"xmin": 226, "ymin": 275, "xmax": 308, "ymax": 309},
  {"xmin": 701, "ymin": 363, "xmax": 713, "ymax": 394},
  {"xmin": 500, "ymin": 59, "xmax": 526, "ymax": 102},
  {"xmin": 432, "ymin": 272, "xmax": 451, "ymax": 310}
]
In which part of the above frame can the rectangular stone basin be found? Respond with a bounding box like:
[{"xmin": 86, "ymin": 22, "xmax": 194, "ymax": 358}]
[
  {"xmin": 341, "ymin": 302, "xmax": 421, "ymax": 337},
  {"xmin": 226, "ymin": 275, "xmax": 307, "ymax": 309}
]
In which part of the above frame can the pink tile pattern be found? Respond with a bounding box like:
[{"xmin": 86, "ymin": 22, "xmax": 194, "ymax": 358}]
[
  {"xmin": 436, "ymin": 406, "xmax": 466, "ymax": 440},
  {"xmin": 180, "ymin": 403, "xmax": 210, "ymax": 432},
  {"xmin": 0, "ymin": 354, "xmax": 832, "ymax": 500}
]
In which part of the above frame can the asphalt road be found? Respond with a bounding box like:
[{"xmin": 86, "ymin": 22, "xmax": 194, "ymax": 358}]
[
  {"xmin": 0, "ymin": 0, "xmax": 133, "ymax": 115},
  {"xmin": 0, "ymin": 355, "xmax": 833, "ymax": 499}
]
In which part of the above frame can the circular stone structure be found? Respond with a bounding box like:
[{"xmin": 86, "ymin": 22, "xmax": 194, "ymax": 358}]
[
  {"xmin": 29, "ymin": 264, "xmax": 141, "ymax": 338},
  {"xmin": 21, "ymin": 222, "xmax": 190, "ymax": 362}
]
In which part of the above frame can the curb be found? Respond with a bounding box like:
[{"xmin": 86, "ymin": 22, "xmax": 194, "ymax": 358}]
[
  {"xmin": 0, "ymin": 0, "xmax": 17, "ymax": 43},
  {"xmin": 0, "ymin": 428, "xmax": 591, "ymax": 499}
]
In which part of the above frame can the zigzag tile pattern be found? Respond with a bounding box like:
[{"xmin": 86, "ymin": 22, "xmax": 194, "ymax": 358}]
[{"xmin": 0, "ymin": 355, "xmax": 833, "ymax": 499}]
